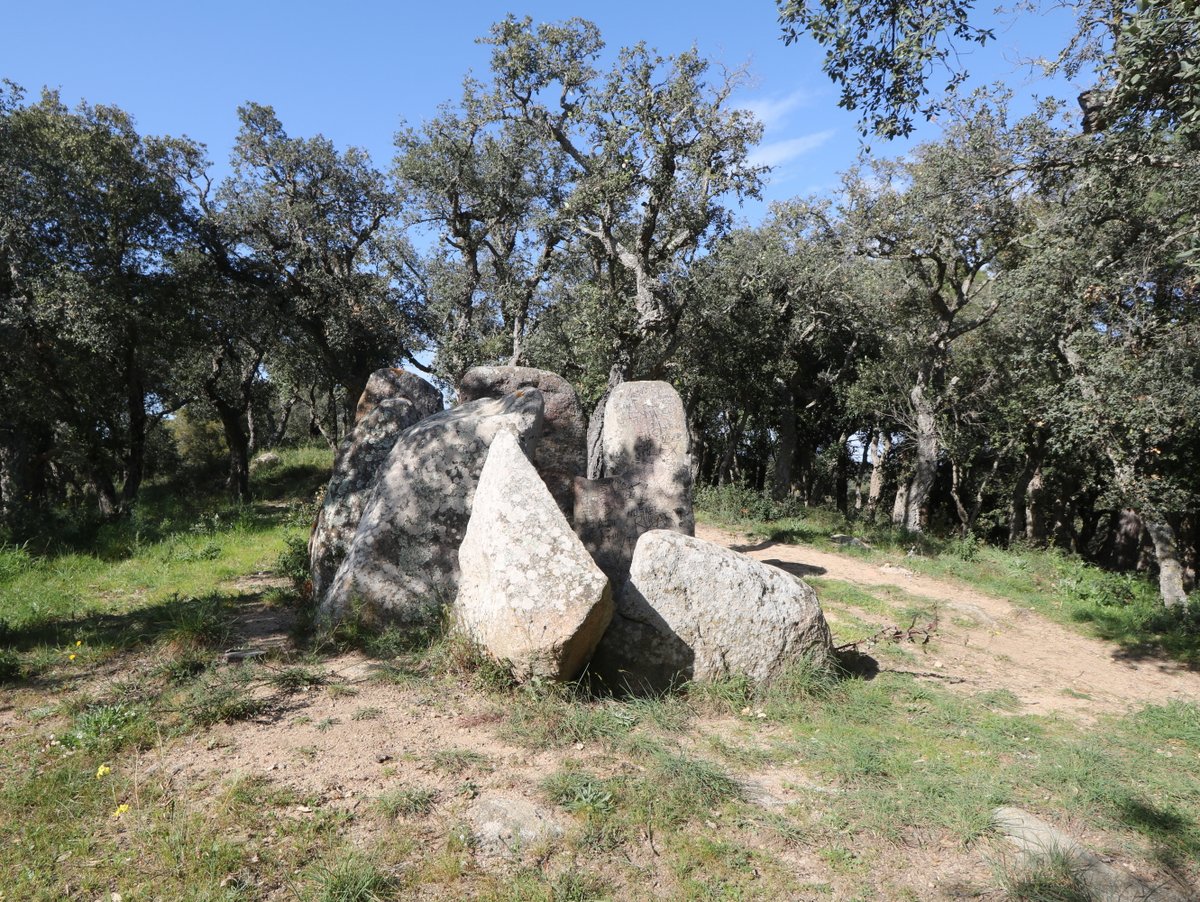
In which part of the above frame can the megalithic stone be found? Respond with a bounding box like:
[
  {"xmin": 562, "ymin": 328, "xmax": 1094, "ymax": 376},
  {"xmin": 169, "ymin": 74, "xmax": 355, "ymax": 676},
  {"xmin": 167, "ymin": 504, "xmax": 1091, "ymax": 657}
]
[{"xmin": 323, "ymin": 390, "xmax": 544, "ymax": 629}]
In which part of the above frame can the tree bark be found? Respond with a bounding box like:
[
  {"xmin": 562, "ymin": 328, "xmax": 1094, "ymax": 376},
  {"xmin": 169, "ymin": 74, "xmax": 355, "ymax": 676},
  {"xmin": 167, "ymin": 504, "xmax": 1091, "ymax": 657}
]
[
  {"xmin": 893, "ymin": 380, "xmax": 938, "ymax": 532},
  {"xmin": 1026, "ymin": 469, "xmax": 1048, "ymax": 545},
  {"xmin": 1009, "ymin": 452, "xmax": 1039, "ymax": 544},
  {"xmin": 866, "ymin": 429, "xmax": 889, "ymax": 519},
  {"xmin": 834, "ymin": 431, "xmax": 850, "ymax": 515},
  {"xmin": 1145, "ymin": 520, "xmax": 1190, "ymax": 609},
  {"xmin": 215, "ymin": 401, "xmax": 251, "ymax": 503},
  {"xmin": 772, "ymin": 388, "xmax": 797, "ymax": 501},
  {"xmin": 120, "ymin": 347, "xmax": 147, "ymax": 511}
]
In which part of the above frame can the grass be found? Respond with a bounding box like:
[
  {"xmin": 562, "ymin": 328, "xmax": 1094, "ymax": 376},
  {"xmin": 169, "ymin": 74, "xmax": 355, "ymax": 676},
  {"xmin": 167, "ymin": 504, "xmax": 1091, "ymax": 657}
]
[
  {"xmin": 696, "ymin": 486, "xmax": 1200, "ymax": 668},
  {"xmin": 2, "ymin": 452, "xmax": 1198, "ymax": 899}
]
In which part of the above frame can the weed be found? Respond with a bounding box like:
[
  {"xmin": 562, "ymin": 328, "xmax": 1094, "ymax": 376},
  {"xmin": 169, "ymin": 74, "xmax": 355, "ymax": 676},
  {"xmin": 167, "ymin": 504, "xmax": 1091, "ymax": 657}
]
[
  {"xmin": 0, "ymin": 647, "xmax": 22, "ymax": 683},
  {"xmin": 62, "ymin": 702, "xmax": 153, "ymax": 752},
  {"xmin": 995, "ymin": 849, "xmax": 1094, "ymax": 901},
  {"xmin": 186, "ymin": 679, "xmax": 268, "ymax": 727},
  {"xmin": 306, "ymin": 852, "xmax": 399, "ymax": 902},
  {"xmin": 277, "ymin": 534, "xmax": 311, "ymax": 591},
  {"xmin": 430, "ymin": 748, "xmax": 488, "ymax": 775},
  {"xmin": 377, "ymin": 786, "xmax": 438, "ymax": 819},
  {"xmin": 161, "ymin": 592, "xmax": 231, "ymax": 648},
  {"xmin": 269, "ymin": 665, "xmax": 326, "ymax": 692},
  {"xmin": 352, "ymin": 706, "xmax": 383, "ymax": 721}
]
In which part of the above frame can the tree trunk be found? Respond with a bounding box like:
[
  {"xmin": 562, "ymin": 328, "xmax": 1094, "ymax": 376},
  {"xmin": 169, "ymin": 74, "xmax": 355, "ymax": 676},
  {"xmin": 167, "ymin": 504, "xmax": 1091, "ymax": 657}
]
[
  {"xmin": 834, "ymin": 432, "xmax": 849, "ymax": 515},
  {"xmin": 1026, "ymin": 469, "xmax": 1048, "ymax": 545},
  {"xmin": 893, "ymin": 382, "xmax": 938, "ymax": 531},
  {"xmin": 891, "ymin": 481, "xmax": 909, "ymax": 527},
  {"xmin": 120, "ymin": 349, "xmax": 147, "ymax": 510},
  {"xmin": 246, "ymin": 402, "xmax": 259, "ymax": 457},
  {"xmin": 215, "ymin": 402, "xmax": 251, "ymax": 503},
  {"xmin": 866, "ymin": 430, "xmax": 889, "ymax": 519},
  {"xmin": 270, "ymin": 396, "xmax": 297, "ymax": 448},
  {"xmin": 1008, "ymin": 452, "xmax": 1038, "ymax": 544},
  {"xmin": 1145, "ymin": 520, "xmax": 1190, "ymax": 608},
  {"xmin": 853, "ymin": 435, "xmax": 869, "ymax": 511},
  {"xmin": 772, "ymin": 388, "xmax": 797, "ymax": 500},
  {"xmin": 717, "ymin": 408, "xmax": 744, "ymax": 486}
]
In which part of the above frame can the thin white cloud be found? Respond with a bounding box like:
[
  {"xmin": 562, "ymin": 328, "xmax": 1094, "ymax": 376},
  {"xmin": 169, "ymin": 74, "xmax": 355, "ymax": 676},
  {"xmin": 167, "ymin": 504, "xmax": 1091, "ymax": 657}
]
[
  {"xmin": 740, "ymin": 88, "xmax": 814, "ymax": 130},
  {"xmin": 749, "ymin": 130, "xmax": 836, "ymax": 168}
]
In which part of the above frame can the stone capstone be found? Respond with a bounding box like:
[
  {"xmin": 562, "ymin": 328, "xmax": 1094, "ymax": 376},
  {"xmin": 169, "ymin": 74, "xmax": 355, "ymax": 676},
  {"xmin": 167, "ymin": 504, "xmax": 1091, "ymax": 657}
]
[
  {"xmin": 458, "ymin": 366, "xmax": 586, "ymax": 516},
  {"xmin": 575, "ymin": 380, "xmax": 694, "ymax": 586},
  {"xmin": 590, "ymin": 530, "xmax": 834, "ymax": 692},
  {"xmin": 322, "ymin": 390, "xmax": 544, "ymax": 627},
  {"xmin": 309, "ymin": 397, "xmax": 424, "ymax": 605},
  {"xmin": 355, "ymin": 367, "xmax": 443, "ymax": 424},
  {"xmin": 454, "ymin": 429, "xmax": 612, "ymax": 681}
]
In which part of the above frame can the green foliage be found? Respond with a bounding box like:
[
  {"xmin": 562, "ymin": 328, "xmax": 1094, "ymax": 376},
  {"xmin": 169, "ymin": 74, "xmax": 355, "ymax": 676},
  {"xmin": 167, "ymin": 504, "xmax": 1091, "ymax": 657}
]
[{"xmin": 777, "ymin": 0, "xmax": 993, "ymax": 138}]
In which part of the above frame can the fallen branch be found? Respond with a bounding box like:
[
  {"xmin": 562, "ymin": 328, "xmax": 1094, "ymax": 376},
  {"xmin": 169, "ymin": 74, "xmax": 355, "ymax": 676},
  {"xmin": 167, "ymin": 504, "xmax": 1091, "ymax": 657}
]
[{"xmin": 835, "ymin": 615, "xmax": 938, "ymax": 653}]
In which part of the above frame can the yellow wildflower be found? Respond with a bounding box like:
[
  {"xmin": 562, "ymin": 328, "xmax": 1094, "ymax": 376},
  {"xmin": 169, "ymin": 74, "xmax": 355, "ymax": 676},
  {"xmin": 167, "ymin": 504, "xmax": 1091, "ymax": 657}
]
[
  {"xmin": 75, "ymin": 640, "xmax": 82, "ymax": 647},
  {"xmin": 68, "ymin": 654, "xmax": 76, "ymax": 662},
  {"xmin": 112, "ymin": 803, "xmax": 129, "ymax": 818},
  {"xmin": 96, "ymin": 763, "xmax": 111, "ymax": 779}
]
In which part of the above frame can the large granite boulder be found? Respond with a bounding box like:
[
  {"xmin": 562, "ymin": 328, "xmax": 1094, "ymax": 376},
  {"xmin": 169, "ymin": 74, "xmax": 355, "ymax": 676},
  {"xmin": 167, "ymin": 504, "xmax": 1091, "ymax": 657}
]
[
  {"xmin": 322, "ymin": 390, "xmax": 544, "ymax": 628},
  {"xmin": 309, "ymin": 398, "xmax": 424, "ymax": 605},
  {"xmin": 355, "ymin": 368, "xmax": 443, "ymax": 424},
  {"xmin": 575, "ymin": 381, "xmax": 694, "ymax": 586},
  {"xmin": 454, "ymin": 430, "xmax": 612, "ymax": 681},
  {"xmin": 458, "ymin": 366, "xmax": 586, "ymax": 516},
  {"xmin": 591, "ymin": 530, "xmax": 833, "ymax": 692}
]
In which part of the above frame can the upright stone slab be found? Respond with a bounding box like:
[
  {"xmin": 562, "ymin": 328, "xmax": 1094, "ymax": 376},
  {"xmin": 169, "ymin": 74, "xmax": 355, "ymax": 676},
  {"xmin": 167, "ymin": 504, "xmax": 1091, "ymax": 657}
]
[
  {"xmin": 458, "ymin": 366, "xmax": 585, "ymax": 516},
  {"xmin": 591, "ymin": 530, "xmax": 834, "ymax": 693},
  {"xmin": 575, "ymin": 381, "xmax": 694, "ymax": 586},
  {"xmin": 322, "ymin": 390, "xmax": 544, "ymax": 628},
  {"xmin": 454, "ymin": 430, "xmax": 612, "ymax": 681},
  {"xmin": 309, "ymin": 398, "xmax": 424, "ymax": 605},
  {"xmin": 355, "ymin": 368, "xmax": 443, "ymax": 424}
]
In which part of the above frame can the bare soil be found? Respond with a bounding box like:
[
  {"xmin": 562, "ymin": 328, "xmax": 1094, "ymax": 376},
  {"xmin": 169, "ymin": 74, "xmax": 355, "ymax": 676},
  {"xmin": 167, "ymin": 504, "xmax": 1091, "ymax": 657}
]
[
  {"xmin": 697, "ymin": 522, "xmax": 1200, "ymax": 722},
  {"xmin": 131, "ymin": 534, "xmax": 1200, "ymax": 898}
]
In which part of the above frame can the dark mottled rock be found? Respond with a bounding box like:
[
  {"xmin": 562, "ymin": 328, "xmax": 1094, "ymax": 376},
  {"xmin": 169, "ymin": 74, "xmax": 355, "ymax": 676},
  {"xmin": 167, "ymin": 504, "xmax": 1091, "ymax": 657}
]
[
  {"xmin": 322, "ymin": 391, "xmax": 544, "ymax": 627},
  {"xmin": 458, "ymin": 366, "xmax": 585, "ymax": 516},
  {"xmin": 355, "ymin": 368, "xmax": 443, "ymax": 424},
  {"xmin": 309, "ymin": 398, "xmax": 424, "ymax": 605}
]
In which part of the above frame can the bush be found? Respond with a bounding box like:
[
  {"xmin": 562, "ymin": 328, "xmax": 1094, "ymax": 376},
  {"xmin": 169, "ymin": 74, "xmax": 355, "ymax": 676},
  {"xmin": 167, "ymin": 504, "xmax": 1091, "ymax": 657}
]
[
  {"xmin": 276, "ymin": 534, "xmax": 311, "ymax": 590},
  {"xmin": 694, "ymin": 482, "xmax": 787, "ymax": 522}
]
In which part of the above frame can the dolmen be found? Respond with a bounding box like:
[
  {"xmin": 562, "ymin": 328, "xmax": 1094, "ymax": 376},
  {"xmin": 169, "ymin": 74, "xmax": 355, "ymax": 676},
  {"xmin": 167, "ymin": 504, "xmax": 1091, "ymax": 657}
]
[{"xmin": 309, "ymin": 366, "xmax": 833, "ymax": 690}]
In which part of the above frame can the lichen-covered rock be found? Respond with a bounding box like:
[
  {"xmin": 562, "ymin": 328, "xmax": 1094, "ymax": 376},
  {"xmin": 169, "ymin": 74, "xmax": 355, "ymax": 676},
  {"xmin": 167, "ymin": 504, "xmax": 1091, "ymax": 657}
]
[
  {"xmin": 575, "ymin": 380, "xmax": 694, "ymax": 586},
  {"xmin": 591, "ymin": 530, "xmax": 833, "ymax": 692},
  {"xmin": 322, "ymin": 390, "xmax": 544, "ymax": 627},
  {"xmin": 355, "ymin": 367, "xmax": 443, "ymax": 424},
  {"xmin": 309, "ymin": 398, "xmax": 424, "ymax": 605},
  {"xmin": 467, "ymin": 796, "xmax": 563, "ymax": 859},
  {"xmin": 454, "ymin": 430, "xmax": 612, "ymax": 681},
  {"xmin": 458, "ymin": 366, "xmax": 585, "ymax": 516}
]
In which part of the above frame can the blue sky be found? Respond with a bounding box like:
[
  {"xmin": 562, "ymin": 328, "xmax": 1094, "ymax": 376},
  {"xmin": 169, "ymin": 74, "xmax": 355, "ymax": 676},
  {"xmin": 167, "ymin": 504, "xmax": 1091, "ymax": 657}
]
[{"xmin": 3, "ymin": 1, "xmax": 1082, "ymax": 225}]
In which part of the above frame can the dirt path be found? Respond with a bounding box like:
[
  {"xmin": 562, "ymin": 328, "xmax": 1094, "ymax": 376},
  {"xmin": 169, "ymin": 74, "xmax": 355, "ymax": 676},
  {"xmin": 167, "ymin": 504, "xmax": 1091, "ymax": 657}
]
[{"xmin": 697, "ymin": 523, "xmax": 1200, "ymax": 721}]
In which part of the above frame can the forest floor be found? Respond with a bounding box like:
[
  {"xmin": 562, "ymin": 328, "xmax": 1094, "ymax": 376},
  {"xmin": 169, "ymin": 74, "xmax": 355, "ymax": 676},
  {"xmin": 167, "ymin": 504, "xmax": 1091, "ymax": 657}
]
[{"xmin": 2, "ymin": 454, "xmax": 1199, "ymax": 901}]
